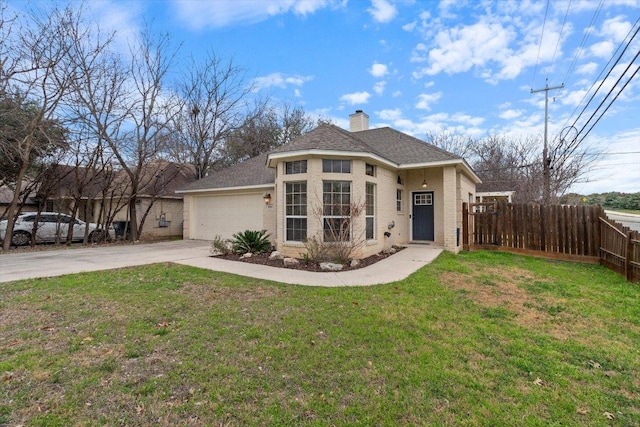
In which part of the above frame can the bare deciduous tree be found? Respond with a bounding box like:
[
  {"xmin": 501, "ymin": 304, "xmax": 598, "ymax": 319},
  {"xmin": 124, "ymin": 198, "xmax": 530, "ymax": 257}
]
[
  {"xmin": 429, "ymin": 131, "xmax": 596, "ymax": 203},
  {"xmin": 224, "ymin": 102, "xmax": 316, "ymax": 165},
  {"xmin": 168, "ymin": 52, "xmax": 252, "ymax": 179},
  {"xmin": 1, "ymin": 5, "xmax": 77, "ymax": 250}
]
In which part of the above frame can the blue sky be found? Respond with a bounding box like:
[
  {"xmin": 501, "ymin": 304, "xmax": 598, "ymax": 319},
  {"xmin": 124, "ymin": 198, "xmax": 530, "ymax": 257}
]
[{"xmin": 12, "ymin": 0, "xmax": 640, "ymax": 194}]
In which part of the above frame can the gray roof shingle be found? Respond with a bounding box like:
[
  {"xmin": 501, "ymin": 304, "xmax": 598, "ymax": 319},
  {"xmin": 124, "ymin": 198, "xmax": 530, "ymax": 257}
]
[
  {"xmin": 355, "ymin": 127, "xmax": 461, "ymax": 164},
  {"xmin": 179, "ymin": 153, "xmax": 274, "ymax": 191},
  {"xmin": 180, "ymin": 123, "xmax": 473, "ymax": 192}
]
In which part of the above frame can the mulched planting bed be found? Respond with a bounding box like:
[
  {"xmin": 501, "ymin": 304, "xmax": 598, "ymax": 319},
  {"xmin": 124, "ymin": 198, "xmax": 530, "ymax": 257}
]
[{"xmin": 215, "ymin": 246, "xmax": 405, "ymax": 272}]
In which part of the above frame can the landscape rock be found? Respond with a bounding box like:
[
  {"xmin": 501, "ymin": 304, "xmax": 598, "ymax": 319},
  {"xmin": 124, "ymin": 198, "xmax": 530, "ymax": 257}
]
[
  {"xmin": 283, "ymin": 257, "xmax": 299, "ymax": 266},
  {"xmin": 350, "ymin": 259, "xmax": 360, "ymax": 267},
  {"xmin": 242, "ymin": 252, "xmax": 253, "ymax": 258},
  {"xmin": 320, "ymin": 262, "xmax": 343, "ymax": 271},
  {"xmin": 383, "ymin": 247, "xmax": 397, "ymax": 255},
  {"xmin": 210, "ymin": 248, "xmax": 224, "ymax": 257},
  {"xmin": 269, "ymin": 251, "xmax": 284, "ymax": 260}
]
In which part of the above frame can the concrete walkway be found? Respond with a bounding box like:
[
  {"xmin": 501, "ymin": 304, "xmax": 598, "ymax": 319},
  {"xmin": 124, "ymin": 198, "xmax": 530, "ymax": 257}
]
[{"xmin": 0, "ymin": 240, "xmax": 442, "ymax": 286}]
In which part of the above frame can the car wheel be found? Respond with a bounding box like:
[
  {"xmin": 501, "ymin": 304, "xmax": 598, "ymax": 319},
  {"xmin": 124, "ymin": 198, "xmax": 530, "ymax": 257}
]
[{"xmin": 11, "ymin": 230, "xmax": 31, "ymax": 246}]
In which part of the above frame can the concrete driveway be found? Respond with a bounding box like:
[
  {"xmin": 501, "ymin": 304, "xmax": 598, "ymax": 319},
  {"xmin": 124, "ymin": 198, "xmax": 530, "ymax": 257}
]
[
  {"xmin": 0, "ymin": 240, "xmax": 212, "ymax": 283},
  {"xmin": 0, "ymin": 240, "xmax": 442, "ymax": 286}
]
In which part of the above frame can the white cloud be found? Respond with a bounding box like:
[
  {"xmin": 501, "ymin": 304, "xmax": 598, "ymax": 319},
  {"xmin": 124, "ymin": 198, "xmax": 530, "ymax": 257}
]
[
  {"xmin": 499, "ymin": 109, "xmax": 523, "ymax": 120},
  {"xmin": 340, "ymin": 91, "xmax": 371, "ymax": 105},
  {"xmin": 252, "ymin": 73, "xmax": 313, "ymax": 91},
  {"xmin": 369, "ymin": 62, "xmax": 389, "ymax": 78},
  {"xmin": 589, "ymin": 41, "xmax": 614, "ymax": 59},
  {"xmin": 367, "ymin": 0, "xmax": 397, "ymax": 23},
  {"xmin": 172, "ymin": 0, "xmax": 335, "ymax": 29},
  {"xmin": 410, "ymin": 43, "xmax": 428, "ymax": 63},
  {"xmin": 450, "ymin": 113, "xmax": 484, "ymax": 127},
  {"xmin": 411, "ymin": 11, "xmax": 569, "ymax": 83},
  {"xmin": 415, "ymin": 92, "xmax": 442, "ymax": 110},
  {"xmin": 376, "ymin": 108, "xmax": 403, "ymax": 120},
  {"xmin": 577, "ymin": 62, "xmax": 599, "ymax": 75},
  {"xmin": 415, "ymin": 20, "xmax": 516, "ymax": 78},
  {"xmin": 373, "ymin": 81, "xmax": 387, "ymax": 95},
  {"xmin": 402, "ymin": 21, "xmax": 417, "ymax": 32},
  {"xmin": 600, "ymin": 16, "xmax": 633, "ymax": 43}
]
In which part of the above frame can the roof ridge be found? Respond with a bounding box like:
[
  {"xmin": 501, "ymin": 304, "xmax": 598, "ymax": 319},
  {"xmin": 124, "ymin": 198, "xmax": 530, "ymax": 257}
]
[{"xmin": 359, "ymin": 127, "xmax": 462, "ymax": 160}]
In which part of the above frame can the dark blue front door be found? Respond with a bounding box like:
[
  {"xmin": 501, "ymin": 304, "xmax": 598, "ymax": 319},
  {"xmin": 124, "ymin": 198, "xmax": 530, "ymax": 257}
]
[{"xmin": 412, "ymin": 191, "xmax": 434, "ymax": 241}]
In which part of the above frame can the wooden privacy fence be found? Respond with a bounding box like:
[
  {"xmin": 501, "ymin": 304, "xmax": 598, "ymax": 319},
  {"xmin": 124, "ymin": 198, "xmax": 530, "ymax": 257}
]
[
  {"xmin": 462, "ymin": 201, "xmax": 640, "ymax": 283},
  {"xmin": 599, "ymin": 217, "xmax": 640, "ymax": 282}
]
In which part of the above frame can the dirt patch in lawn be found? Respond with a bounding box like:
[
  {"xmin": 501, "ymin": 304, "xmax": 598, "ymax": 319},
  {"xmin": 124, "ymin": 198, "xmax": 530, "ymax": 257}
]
[{"xmin": 442, "ymin": 267, "xmax": 575, "ymax": 336}]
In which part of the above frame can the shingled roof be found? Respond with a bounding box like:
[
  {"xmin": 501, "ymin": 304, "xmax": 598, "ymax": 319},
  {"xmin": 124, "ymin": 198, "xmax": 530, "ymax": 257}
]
[
  {"xmin": 179, "ymin": 153, "xmax": 275, "ymax": 192},
  {"xmin": 269, "ymin": 123, "xmax": 387, "ymax": 158},
  {"xmin": 180, "ymin": 123, "xmax": 477, "ymax": 193},
  {"xmin": 355, "ymin": 127, "xmax": 461, "ymax": 165}
]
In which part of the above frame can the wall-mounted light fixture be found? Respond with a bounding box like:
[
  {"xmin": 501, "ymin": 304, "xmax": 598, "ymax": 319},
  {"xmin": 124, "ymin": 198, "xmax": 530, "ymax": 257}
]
[{"xmin": 263, "ymin": 193, "xmax": 272, "ymax": 204}]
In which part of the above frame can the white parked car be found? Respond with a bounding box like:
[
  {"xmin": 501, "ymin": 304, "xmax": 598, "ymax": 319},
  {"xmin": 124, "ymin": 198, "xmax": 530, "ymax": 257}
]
[{"xmin": 0, "ymin": 212, "xmax": 116, "ymax": 246}]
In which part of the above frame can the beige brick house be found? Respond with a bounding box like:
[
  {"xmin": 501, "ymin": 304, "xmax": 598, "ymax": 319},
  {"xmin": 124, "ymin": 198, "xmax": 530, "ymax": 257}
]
[{"xmin": 179, "ymin": 111, "xmax": 480, "ymax": 257}]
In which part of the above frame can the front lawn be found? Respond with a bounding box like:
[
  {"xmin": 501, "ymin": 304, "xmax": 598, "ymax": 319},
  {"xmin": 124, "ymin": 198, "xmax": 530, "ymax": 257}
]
[{"xmin": 1, "ymin": 251, "xmax": 639, "ymax": 426}]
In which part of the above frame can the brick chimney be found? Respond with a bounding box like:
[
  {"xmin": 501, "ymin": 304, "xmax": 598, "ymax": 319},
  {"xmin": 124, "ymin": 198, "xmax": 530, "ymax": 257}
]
[{"xmin": 349, "ymin": 110, "xmax": 369, "ymax": 132}]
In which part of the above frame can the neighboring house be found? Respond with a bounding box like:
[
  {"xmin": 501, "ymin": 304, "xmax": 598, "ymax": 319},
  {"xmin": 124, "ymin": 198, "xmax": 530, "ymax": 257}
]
[
  {"xmin": 0, "ymin": 183, "xmax": 39, "ymax": 217},
  {"xmin": 104, "ymin": 161, "xmax": 196, "ymax": 239},
  {"xmin": 179, "ymin": 111, "xmax": 481, "ymax": 258},
  {"xmin": 476, "ymin": 191, "xmax": 515, "ymax": 203},
  {"xmin": 43, "ymin": 161, "xmax": 196, "ymax": 239}
]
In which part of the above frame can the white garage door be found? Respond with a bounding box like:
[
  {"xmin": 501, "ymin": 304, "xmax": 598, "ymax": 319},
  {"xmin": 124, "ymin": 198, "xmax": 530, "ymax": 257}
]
[{"xmin": 191, "ymin": 192, "xmax": 264, "ymax": 240}]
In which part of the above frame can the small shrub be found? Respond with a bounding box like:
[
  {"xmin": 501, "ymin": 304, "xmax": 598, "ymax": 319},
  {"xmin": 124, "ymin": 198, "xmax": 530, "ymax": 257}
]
[
  {"xmin": 211, "ymin": 235, "xmax": 232, "ymax": 255},
  {"xmin": 231, "ymin": 230, "xmax": 271, "ymax": 255},
  {"xmin": 301, "ymin": 235, "xmax": 331, "ymax": 263}
]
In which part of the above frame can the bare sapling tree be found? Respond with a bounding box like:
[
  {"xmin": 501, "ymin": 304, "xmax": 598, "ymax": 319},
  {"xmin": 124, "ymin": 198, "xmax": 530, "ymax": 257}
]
[
  {"xmin": 305, "ymin": 191, "xmax": 367, "ymax": 264},
  {"xmin": 1, "ymin": 5, "xmax": 78, "ymax": 250},
  {"xmin": 168, "ymin": 51, "xmax": 252, "ymax": 179}
]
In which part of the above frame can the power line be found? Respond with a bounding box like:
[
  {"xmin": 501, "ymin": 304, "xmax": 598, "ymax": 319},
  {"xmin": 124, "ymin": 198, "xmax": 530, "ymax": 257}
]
[
  {"xmin": 560, "ymin": 0, "xmax": 604, "ymax": 92},
  {"xmin": 553, "ymin": 18, "xmax": 640, "ymax": 162},
  {"xmin": 547, "ymin": 0, "xmax": 572, "ymax": 82},
  {"xmin": 560, "ymin": 17, "xmax": 640, "ymax": 134},
  {"xmin": 531, "ymin": 0, "xmax": 551, "ymax": 89}
]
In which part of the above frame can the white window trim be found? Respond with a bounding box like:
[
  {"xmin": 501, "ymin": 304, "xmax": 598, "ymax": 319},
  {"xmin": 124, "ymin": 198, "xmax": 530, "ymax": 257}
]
[
  {"xmin": 366, "ymin": 182, "xmax": 375, "ymax": 240},
  {"xmin": 322, "ymin": 180, "xmax": 352, "ymax": 242},
  {"xmin": 284, "ymin": 181, "xmax": 307, "ymax": 242}
]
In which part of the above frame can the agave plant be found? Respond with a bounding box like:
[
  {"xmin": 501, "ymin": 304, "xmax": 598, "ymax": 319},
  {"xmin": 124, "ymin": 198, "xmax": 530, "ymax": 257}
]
[{"xmin": 231, "ymin": 230, "xmax": 271, "ymax": 255}]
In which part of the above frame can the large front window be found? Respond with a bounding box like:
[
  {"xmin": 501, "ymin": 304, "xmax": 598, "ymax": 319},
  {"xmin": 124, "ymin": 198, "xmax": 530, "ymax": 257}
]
[
  {"xmin": 323, "ymin": 180, "xmax": 351, "ymax": 242},
  {"xmin": 285, "ymin": 181, "xmax": 307, "ymax": 241},
  {"xmin": 366, "ymin": 182, "xmax": 375, "ymax": 240}
]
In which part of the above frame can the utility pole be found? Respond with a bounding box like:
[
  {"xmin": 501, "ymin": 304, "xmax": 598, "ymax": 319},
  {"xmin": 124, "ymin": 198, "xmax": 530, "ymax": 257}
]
[{"xmin": 531, "ymin": 80, "xmax": 564, "ymax": 204}]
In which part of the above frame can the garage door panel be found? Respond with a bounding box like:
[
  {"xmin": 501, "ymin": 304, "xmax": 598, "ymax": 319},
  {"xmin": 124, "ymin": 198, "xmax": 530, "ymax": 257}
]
[{"xmin": 192, "ymin": 193, "xmax": 264, "ymax": 240}]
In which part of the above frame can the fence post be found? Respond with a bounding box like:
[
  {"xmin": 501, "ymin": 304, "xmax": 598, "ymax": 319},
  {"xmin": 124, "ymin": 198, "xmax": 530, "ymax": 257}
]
[{"xmin": 626, "ymin": 231, "xmax": 633, "ymax": 281}]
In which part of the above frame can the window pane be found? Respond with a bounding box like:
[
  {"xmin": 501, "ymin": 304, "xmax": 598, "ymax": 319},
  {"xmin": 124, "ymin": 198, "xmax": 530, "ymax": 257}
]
[
  {"xmin": 366, "ymin": 217, "xmax": 374, "ymax": 240},
  {"xmin": 365, "ymin": 163, "xmax": 375, "ymax": 176},
  {"xmin": 342, "ymin": 160, "xmax": 351, "ymax": 173},
  {"xmin": 286, "ymin": 160, "xmax": 307, "ymax": 174},
  {"xmin": 285, "ymin": 181, "xmax": 307, "ymax": 241}
]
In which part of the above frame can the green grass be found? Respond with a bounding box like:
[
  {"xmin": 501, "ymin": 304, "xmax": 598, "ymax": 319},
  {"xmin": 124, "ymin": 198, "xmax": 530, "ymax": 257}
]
[{"xmin": 1, "ymin": 252, "xmax": 639, "ymax": 426}]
